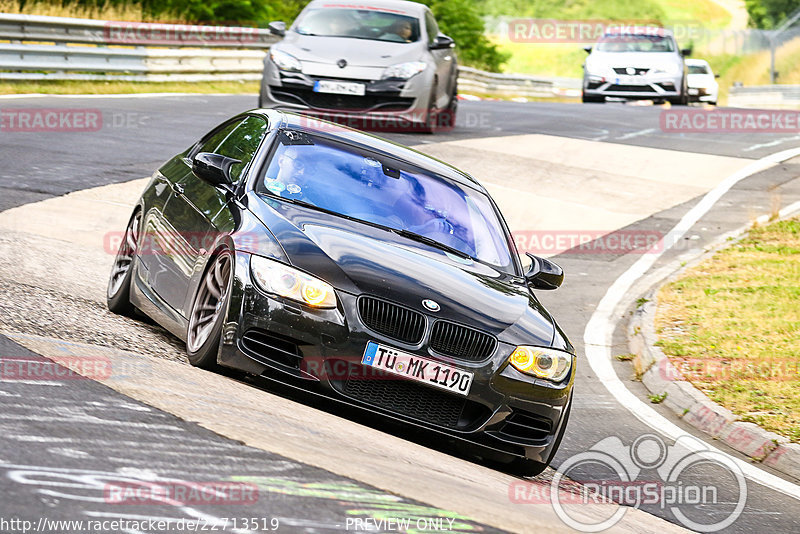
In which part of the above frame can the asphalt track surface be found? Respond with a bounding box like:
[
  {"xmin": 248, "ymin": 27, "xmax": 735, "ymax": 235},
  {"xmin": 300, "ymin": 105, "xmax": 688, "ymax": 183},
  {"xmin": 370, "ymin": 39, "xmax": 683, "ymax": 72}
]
[{"xmin": 1, "ymin": 95, "xmax": 800, "ymax": 533}]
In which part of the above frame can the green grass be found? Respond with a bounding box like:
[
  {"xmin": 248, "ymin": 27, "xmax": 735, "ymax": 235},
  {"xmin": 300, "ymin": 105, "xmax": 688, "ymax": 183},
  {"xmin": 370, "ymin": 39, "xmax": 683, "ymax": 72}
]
[
  {"xmin": 487, "ymin": 0, "xmax": 735, "ymax": 77},
  {"xmin": 657, "ymin": 0, "xmax": 731, "ymax": 29},
  {"xmin": 489, "ymin": 39, "xmax": 587, "ymax": 78},
  {"xmin": 656, "ymin": 217, "xmax": 800, "ymax": 442}
]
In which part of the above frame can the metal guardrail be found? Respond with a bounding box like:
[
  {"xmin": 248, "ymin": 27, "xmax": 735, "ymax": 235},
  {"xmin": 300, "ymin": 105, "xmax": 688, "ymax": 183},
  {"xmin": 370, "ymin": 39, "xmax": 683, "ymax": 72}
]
[
  {"xmin": 728, "ymin": 85, "xmax": 800, "ymax": 109},
  {"xmin": 0, "ymin": 13, "xmax": 277, "ymax": 48},
  {"xmin": 0, "ymin": 12, "xmax": 576, "ymax": 94}
]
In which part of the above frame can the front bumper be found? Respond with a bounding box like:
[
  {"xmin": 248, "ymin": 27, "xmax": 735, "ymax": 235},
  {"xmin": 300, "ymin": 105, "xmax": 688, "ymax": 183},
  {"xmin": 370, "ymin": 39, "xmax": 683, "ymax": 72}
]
[
  {"xmin": 218, "ymin": 252, "xmax": 574, "ymax": 463},
  {"xmin": 260, "ymin": 59, "xmax": 432, "ymax": 127},
  {"xmin": 583, "ymin": 72, "xmax": 683, "ymax": 100},
  {"xmin": 688, "ymin": 86, "xmax": 718, "ymax": 102}
]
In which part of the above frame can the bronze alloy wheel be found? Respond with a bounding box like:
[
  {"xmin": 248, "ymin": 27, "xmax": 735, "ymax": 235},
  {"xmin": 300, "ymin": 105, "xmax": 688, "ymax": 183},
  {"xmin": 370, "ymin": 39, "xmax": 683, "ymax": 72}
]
[
  {"xmin": 107, "ymin": 211, "xmax": 141, "ymax": 315},
  {"xmin": 187, "ymin": 251, "xmax": 232, "ymax": 364}
]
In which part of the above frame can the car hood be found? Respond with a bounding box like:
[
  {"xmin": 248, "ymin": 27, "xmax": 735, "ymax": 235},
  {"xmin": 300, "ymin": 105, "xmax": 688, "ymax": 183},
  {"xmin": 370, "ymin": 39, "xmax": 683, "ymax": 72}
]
[
  {"xmin": 275, "ymin": 32, "xmax": 423, "ymax": 68},
  {"xmin": 247, "ymin": 194, "xmax": 556, "ymax": 345},
  {"xmin": 587, "ymin": 51, "xmax": 682, "ymax": 70},
  {"xmin": 687, "ymin": 73, "xmax": 717, "ymax": 87}
]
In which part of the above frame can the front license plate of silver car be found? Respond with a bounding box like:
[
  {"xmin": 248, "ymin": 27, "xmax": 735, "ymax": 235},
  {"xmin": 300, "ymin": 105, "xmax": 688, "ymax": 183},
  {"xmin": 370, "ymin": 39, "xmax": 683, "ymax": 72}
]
[{"xmin": 313, "ymin": 80, "xmax": 366, "ymax": 95}]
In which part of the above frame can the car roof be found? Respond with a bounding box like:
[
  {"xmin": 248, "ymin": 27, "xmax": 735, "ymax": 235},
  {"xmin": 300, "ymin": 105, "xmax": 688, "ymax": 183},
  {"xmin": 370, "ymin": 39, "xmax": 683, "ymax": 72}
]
[
  {"xmin": 602, "ymin": 26, "xmax": 674, "ymax": 37},
  {"xmin": 304, "ymin": 0, "xmax": 428, "ymax": 17},
  {"xmin": 685, "ymin": 59, "xmax": 710, "ymax": 66},
  {"xmin": 249, "ymin": 109, "xmax": 487, "ymax": 193}
]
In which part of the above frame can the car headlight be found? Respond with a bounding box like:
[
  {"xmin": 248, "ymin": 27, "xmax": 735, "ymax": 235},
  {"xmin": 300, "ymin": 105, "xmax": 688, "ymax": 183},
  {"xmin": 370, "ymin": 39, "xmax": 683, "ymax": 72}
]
[
  {"xmin": 382, "ymin": 61, "xmax": 427, "ymax": 80},
  {"xmin": 250, "ymin": 255, "xmax": 336, "ymax": 308},
  {"xmin": 652, "ymin": 64, "xmax": 680, "ymax": 75},
  {"xmin": 508, "ymin": 346, "xmax": 572, "ymax": 382},
  {"xmin": 270, "ymin": 49, "xmax": 302, "ymax": 72},
  {"xmin": 583, "ymin": 61, "xmax": 606, "ymax": 77}
]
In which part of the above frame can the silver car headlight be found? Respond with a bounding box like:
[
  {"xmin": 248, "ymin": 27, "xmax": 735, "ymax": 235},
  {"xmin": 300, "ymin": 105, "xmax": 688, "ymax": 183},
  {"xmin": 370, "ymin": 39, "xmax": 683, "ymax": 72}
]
[
  {"xmin": 250, "ymin": 255, "xmax": 337, "ymax": 308},
  {"xmin": 508, "ymin": 346, "xmax": 572, "ymax": 382},
  {"xmin": 270, "ymin": 49, "xmax": 302, "ymax": 72},
  {"xmin": 382, "ymin": 61, "xmax": 427, "ymax": 80},
  {"xmin": 583, "ymin": 61, "xmax": 608, "ymax": 79}
]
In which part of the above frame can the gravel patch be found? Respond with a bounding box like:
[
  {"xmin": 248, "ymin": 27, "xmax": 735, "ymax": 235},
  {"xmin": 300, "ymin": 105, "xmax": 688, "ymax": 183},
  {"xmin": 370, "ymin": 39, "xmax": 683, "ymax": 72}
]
[{"xmin": 0, "ymin": 280, "xmax": 187, "ymax": 363}]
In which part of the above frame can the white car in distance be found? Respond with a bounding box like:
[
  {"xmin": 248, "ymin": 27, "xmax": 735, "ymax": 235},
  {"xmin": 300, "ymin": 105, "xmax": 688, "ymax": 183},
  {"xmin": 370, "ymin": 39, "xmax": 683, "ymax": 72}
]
[{"xmin": 686, "ymin": 59, "xmax": 719, "ymax": 105}]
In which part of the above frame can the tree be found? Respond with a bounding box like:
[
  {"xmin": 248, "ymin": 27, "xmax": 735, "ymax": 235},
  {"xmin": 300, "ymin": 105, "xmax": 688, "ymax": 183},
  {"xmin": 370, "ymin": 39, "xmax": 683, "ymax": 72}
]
[
  {"xmin": 745, "ymin": 0, "xmax": 799, "ymax": 29},
  {"xmin": 419, "ymin": 0, "xmax": 509, "ymax": 72}
]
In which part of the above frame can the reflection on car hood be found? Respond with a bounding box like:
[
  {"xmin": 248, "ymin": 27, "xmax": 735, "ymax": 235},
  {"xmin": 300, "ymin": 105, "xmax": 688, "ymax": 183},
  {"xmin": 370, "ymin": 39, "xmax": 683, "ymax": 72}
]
[
  {"xmin": 275, "ymin": 32, "xmax": 423, "ymax": 68},
  {"xmin": 588, "ymin": 51, "xmax": 682, "ymax": 69},
  {"xmin": 247, "ymin": 194, "xmax": 556, "ymax": 345}
]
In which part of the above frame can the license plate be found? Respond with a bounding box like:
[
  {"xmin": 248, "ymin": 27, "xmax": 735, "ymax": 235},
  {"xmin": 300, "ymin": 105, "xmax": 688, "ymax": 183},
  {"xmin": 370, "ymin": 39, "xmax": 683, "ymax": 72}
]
[
  {"xmin": 688, "ymin": 88, "xmax": 699, "ymax": 95},
  {"xmin": 615, "ymin": 75, "xmax": 640, "ymax": 85},
  {"xmin": 313, "ymin": 80, "xmax": 365, "ymax": 96},
  {"xmin": 361, "ymin": 341, "xmax": 473, "ymax": 396}
]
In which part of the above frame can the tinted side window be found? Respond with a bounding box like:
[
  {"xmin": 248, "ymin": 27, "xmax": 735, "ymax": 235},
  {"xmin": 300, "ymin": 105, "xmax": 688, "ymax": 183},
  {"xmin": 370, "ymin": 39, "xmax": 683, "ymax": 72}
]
[
  {"xmin": 197, "ymin": 120, "xmax": 240, "ymax": 155},
  {"xmin": 425, "ymin": 11, "xmax": 438, "ymax": 45},
  {"xmin": 215, "ymin": 116, "xmax": 269, "ymax": 183}
]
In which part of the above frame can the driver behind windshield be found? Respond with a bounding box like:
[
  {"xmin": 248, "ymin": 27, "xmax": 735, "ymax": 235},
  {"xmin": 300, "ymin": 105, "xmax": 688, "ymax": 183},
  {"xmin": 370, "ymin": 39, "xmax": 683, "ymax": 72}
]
[{"xmin": 380, "ymin": 19, "xmax": 415, "ymax": 42}]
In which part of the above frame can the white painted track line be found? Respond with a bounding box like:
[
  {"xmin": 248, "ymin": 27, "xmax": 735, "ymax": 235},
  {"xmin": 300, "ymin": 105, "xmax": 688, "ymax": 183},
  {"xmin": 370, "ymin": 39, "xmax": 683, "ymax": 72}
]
[{"xmin": 584, "ymin": 146, "xmax": 800, "ymax": 500}]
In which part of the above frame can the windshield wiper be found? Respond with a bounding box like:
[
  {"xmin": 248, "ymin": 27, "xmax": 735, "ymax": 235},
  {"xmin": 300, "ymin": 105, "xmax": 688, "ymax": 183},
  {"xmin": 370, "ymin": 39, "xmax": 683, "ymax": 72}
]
[{"xmin": 391, "ymin": 229, "xmax": 473, "ymax": 261}]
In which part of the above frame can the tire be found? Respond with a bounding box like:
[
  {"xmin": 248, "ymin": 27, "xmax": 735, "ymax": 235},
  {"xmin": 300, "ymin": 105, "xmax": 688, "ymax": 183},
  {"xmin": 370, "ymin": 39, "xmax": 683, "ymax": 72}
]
[
  {"xmin": 677, "ymin": 78, "xmax": 689, "ymax": 106},
  {"xmin": 582, "ymin": 92, "xmax": 604, "ymax": 103},
  {"xmin": 107, "ymin": 210, "xmax": 142, "ymax": 316},
  {"xmin": 439, "ymin": 84, "xmax": 458, "ymax": 130},
  {"xmin": 421, "ymin": 82, "xmax": 438, "ymax": 134},
  {"xmin": 186, "ymin": 250, "xmax": 233, "ymax": 370},
  {"xmin": 510, "ymin": 396, "xmax": 573, "ymax": 478}
]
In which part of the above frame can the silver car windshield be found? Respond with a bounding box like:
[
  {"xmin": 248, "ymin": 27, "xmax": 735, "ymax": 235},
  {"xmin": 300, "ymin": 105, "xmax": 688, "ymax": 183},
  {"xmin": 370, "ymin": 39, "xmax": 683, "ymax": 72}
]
[
  {"xmin": 596, "ymin": 34, "xmax": 676, "ymax": 53},
  {"xmin": 293, "ymin": 8, "xmax": 420, "ymax": 43},
  {"xmin": 259, "ymin": 136, "xmax": 514, "ymax": 271}
]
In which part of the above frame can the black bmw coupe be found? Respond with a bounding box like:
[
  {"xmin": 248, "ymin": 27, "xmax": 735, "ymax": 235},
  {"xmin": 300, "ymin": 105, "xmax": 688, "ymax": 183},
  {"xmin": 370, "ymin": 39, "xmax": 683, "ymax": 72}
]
[{"xmin": 107, "ymin": 110, "xmax": 574, "ymax": 476}]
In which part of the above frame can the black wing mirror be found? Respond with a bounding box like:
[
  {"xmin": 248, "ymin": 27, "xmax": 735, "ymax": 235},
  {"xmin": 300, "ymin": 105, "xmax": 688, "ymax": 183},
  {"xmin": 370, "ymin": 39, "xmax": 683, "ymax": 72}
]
[
  {"xmin": 681, "ymin": 47, "xmax": 692, "ymax": 57},
  {"xmin": 192, "ymin": 152, "xmax": 240, "ymax": 189},
  {"xmin": 524, "ymin": 253, "xmax": 564, "ymax": 290},
  {"xmin": 583, "ymin": 44, "xmax": 592, "ymax": 54},
  {"xmin": 430, "ymin": 34, "xmax": 455, "ymax": 50},
  {"xmin": 268, "ymin": 21, "xmax": 286, "ymax": 37}
]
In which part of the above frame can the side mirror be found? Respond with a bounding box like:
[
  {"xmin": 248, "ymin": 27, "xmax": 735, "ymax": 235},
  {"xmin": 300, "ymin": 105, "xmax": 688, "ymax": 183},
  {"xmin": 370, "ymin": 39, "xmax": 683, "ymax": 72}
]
[
  {"xmin": 192, "ymin": 152, "xmax": 240, "ymax": 189},
  {"xmin": 430, "ymin": 34, "xmax": 455, "ymax": 50},
  {"xmin": 268, "ymin": 21, "xmax": 286, "ymax": 37},
  {"xmin": 715, "ymin": 73, "xmax": 720, "ymax": 78},
  {"xmin": 524, "ymin": 253, "xmax": 564, "ymax": 290},
  {"xmin": 680, "ymin": 48, "xmax": 692, "ymax": 57},
  {"xmin": 583, "ymin": 45, "xmax": 592, "ymax": 54}
]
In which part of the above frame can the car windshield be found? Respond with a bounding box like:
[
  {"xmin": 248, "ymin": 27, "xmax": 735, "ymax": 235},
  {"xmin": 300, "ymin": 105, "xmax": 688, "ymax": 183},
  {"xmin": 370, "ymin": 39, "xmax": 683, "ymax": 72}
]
[
  {"xmin": 688, "ymin": 64, "xmax": 710, "ymax": 74},
  {"xmin": 257, "ymin": 134, "xmax": 515, "ymax": 271},
  {"xmin": 596, "ymin": 34, "xmax": 676, "ymax": 53},
  {"xmin": 293, "ymin": 8, "xmax": 420, "ymax": 43}
]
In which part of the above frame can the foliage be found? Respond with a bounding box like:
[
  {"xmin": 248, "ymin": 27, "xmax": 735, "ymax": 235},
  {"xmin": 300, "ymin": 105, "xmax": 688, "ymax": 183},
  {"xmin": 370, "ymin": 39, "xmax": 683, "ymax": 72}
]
[
  {"xmin": 418, "ymin": 0, "xmax": 509, "ymax": 71},
  {"xmin": 744, "ymin": 0, "xmax": 798, "ymax": 29}
]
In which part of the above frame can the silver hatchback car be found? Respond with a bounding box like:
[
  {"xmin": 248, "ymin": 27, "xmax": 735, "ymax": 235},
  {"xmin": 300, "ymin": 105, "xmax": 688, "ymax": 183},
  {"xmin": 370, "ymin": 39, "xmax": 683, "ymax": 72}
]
[
  {"xmin": 259, "ymin": 0, "xmax": 458, "ymax": 132},
  {"xmin": 582, "ymin": 27, "xmax": 690, "ymax": 104}
]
